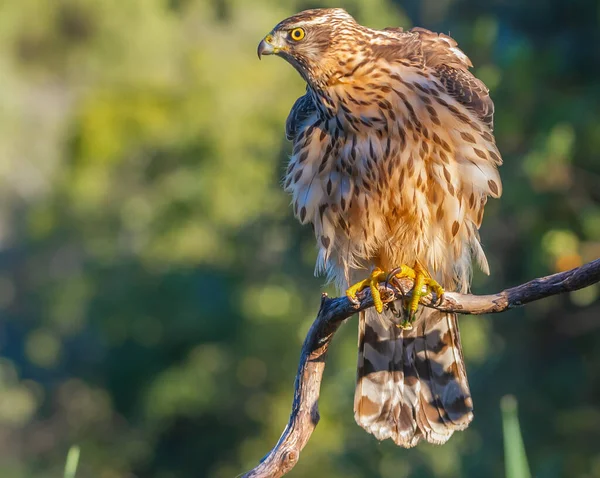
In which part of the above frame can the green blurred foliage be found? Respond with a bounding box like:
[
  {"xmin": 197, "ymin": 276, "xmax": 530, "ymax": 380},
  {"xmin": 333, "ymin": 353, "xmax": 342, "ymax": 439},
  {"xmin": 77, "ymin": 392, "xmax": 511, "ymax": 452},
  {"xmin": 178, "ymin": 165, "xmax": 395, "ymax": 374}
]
[{"xmin": 0, "ymin": 0, "xmax": 599, "ymax": 476}]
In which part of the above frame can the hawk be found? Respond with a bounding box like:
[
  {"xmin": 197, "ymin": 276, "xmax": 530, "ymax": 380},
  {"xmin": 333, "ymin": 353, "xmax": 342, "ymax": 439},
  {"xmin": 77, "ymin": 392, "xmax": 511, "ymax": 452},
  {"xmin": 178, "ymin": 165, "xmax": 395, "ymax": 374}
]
[{"xmin": 258, "ymin": 8, "xmax": 502, "ymax": 447}]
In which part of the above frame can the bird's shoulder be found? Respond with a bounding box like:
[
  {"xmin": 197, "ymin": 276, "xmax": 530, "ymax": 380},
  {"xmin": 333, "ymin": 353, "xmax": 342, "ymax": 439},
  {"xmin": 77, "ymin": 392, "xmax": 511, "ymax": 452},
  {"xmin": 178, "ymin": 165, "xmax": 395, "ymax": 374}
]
[{"xmin": 375, "ymin": 26, "xmax": 495, "ymax": 130}]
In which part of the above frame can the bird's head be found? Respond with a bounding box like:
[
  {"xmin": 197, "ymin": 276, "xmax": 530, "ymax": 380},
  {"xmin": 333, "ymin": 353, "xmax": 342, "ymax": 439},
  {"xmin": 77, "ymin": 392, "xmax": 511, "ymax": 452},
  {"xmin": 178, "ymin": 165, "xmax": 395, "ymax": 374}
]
[{"xmin": 257, "ymin": 8, "xmax": 362, "ymax": 87}]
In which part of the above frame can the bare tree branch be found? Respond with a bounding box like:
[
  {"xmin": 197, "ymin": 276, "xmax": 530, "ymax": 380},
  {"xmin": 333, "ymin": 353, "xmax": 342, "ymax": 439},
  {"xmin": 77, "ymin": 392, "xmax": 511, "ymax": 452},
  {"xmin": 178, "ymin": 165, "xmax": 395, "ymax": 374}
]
[{"xmin": 241, "ymin": 258, "xmax": 600, "ymax": 478}]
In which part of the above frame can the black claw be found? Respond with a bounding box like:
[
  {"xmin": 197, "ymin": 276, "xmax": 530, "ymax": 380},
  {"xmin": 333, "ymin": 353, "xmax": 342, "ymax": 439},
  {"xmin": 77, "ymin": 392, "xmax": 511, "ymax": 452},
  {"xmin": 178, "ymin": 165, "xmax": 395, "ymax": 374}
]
[
  {"xmin": 387, "ymin": 301, "xmax": 400, "ymax": 318},
  {"xmin": 385, "ymin": 267, "xmax": 407, "ymax": 299},
  {"xmin": 385, "ymin": 267, "xmax": 403, "ymax": 286}
]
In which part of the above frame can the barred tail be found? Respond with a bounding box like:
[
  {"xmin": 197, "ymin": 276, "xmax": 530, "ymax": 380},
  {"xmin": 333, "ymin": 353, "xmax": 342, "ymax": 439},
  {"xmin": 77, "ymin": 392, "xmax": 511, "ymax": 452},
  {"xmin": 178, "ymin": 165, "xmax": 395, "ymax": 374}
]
[{"xmin": 354, "ymin": 305, "xmax": 473, "ymax": 447}]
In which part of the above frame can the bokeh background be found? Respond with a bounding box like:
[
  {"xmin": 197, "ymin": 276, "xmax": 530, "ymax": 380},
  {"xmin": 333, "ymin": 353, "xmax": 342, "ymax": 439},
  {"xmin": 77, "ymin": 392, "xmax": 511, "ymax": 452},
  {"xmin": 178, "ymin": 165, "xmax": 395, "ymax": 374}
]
[{"xmin": 0, "ymin": 0, "xmax": 599, "ymax": 476}]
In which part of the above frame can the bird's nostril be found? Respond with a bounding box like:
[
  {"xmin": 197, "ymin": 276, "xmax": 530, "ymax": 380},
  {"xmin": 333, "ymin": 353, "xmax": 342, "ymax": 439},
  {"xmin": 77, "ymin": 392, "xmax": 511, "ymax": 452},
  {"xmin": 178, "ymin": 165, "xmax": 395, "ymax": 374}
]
[{"xmin": 265, "ymin": 34, "xmax": 274, "ymax": 44}]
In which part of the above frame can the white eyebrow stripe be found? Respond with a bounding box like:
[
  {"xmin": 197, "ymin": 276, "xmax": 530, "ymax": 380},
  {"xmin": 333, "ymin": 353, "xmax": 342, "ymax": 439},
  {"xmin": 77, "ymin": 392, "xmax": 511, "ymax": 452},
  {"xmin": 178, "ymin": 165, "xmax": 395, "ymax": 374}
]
[{"xmin": 289, "ymin": 18, "xmax": 331, "ymax": 27}]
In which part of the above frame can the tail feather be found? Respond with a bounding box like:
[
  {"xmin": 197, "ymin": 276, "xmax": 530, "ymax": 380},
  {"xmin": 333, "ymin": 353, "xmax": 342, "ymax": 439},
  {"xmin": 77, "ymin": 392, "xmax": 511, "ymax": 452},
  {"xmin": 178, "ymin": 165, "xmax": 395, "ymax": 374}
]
[
  {"xmin": 398, "ymin": 328, "xmax": 421, "ymax": 446},
  {"xmin": 354, "ymin": 305, "xmax": 473, "ymax": 447}
]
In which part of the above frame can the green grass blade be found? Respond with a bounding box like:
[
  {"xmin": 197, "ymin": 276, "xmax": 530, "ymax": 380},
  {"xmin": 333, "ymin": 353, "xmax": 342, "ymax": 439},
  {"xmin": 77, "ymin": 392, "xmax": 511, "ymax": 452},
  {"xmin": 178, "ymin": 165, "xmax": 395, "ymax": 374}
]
[
  {"xmin": 501, "ymin": 395, "xmax": 531, "ymax": 478},
  {"xmin": 64, "ymin": 445, "xmax": 80, "ymax": 478}
]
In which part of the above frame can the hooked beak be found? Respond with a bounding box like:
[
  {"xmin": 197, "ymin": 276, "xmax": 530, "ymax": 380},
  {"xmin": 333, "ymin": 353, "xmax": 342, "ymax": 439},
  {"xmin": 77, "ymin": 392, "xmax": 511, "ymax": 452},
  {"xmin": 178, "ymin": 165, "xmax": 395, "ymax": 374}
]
[{"xmin": 257, "ymin": 34, "xmax": 278, "ymax": 59}]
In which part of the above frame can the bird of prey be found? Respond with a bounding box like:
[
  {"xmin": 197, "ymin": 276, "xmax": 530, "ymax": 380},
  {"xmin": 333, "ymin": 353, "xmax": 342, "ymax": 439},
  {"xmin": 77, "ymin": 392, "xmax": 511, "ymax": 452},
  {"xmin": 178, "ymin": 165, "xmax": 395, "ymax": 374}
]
[{"xmin": 258, "ymin": 8, "xmax": 502, "ymax": 447}]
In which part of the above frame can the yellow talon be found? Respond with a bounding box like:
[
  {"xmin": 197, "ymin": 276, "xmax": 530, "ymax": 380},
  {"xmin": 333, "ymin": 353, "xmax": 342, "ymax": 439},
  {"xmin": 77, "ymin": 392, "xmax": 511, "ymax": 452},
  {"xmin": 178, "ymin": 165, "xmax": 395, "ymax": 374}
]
[
  {"xmin": 346, "ymin": 268, "xmax": 388, "ymax": 313},
  {"xmin": 346, "ymin": 264, "xmax": 444, "ymax": 323},
  {"xmin": 402, "ymin": 263, "xmax": 445, "ymax": 327}
]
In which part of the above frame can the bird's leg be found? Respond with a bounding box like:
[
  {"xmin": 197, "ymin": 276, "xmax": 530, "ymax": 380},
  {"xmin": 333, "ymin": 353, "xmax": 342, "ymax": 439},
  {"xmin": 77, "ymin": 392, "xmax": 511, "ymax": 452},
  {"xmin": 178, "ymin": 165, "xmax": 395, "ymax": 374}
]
[
  {"xmin": 346, "ymin": 264, "xmax": 444, "ymax": 324},
  {"xmin": 346, "ymin": 268, "xmax": 390, "ymax": 313},
  {"xmin": 398, "ymin": 263, "xmax": 444, "ymax": 329}
]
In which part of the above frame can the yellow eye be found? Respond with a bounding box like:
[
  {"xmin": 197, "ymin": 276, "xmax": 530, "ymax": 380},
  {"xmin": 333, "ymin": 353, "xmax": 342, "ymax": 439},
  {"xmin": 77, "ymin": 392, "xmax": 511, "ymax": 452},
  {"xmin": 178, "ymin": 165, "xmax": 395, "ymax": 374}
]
[{"xmin": 289, "ymin": 28, "xmax": 305, "ymax": 41}]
